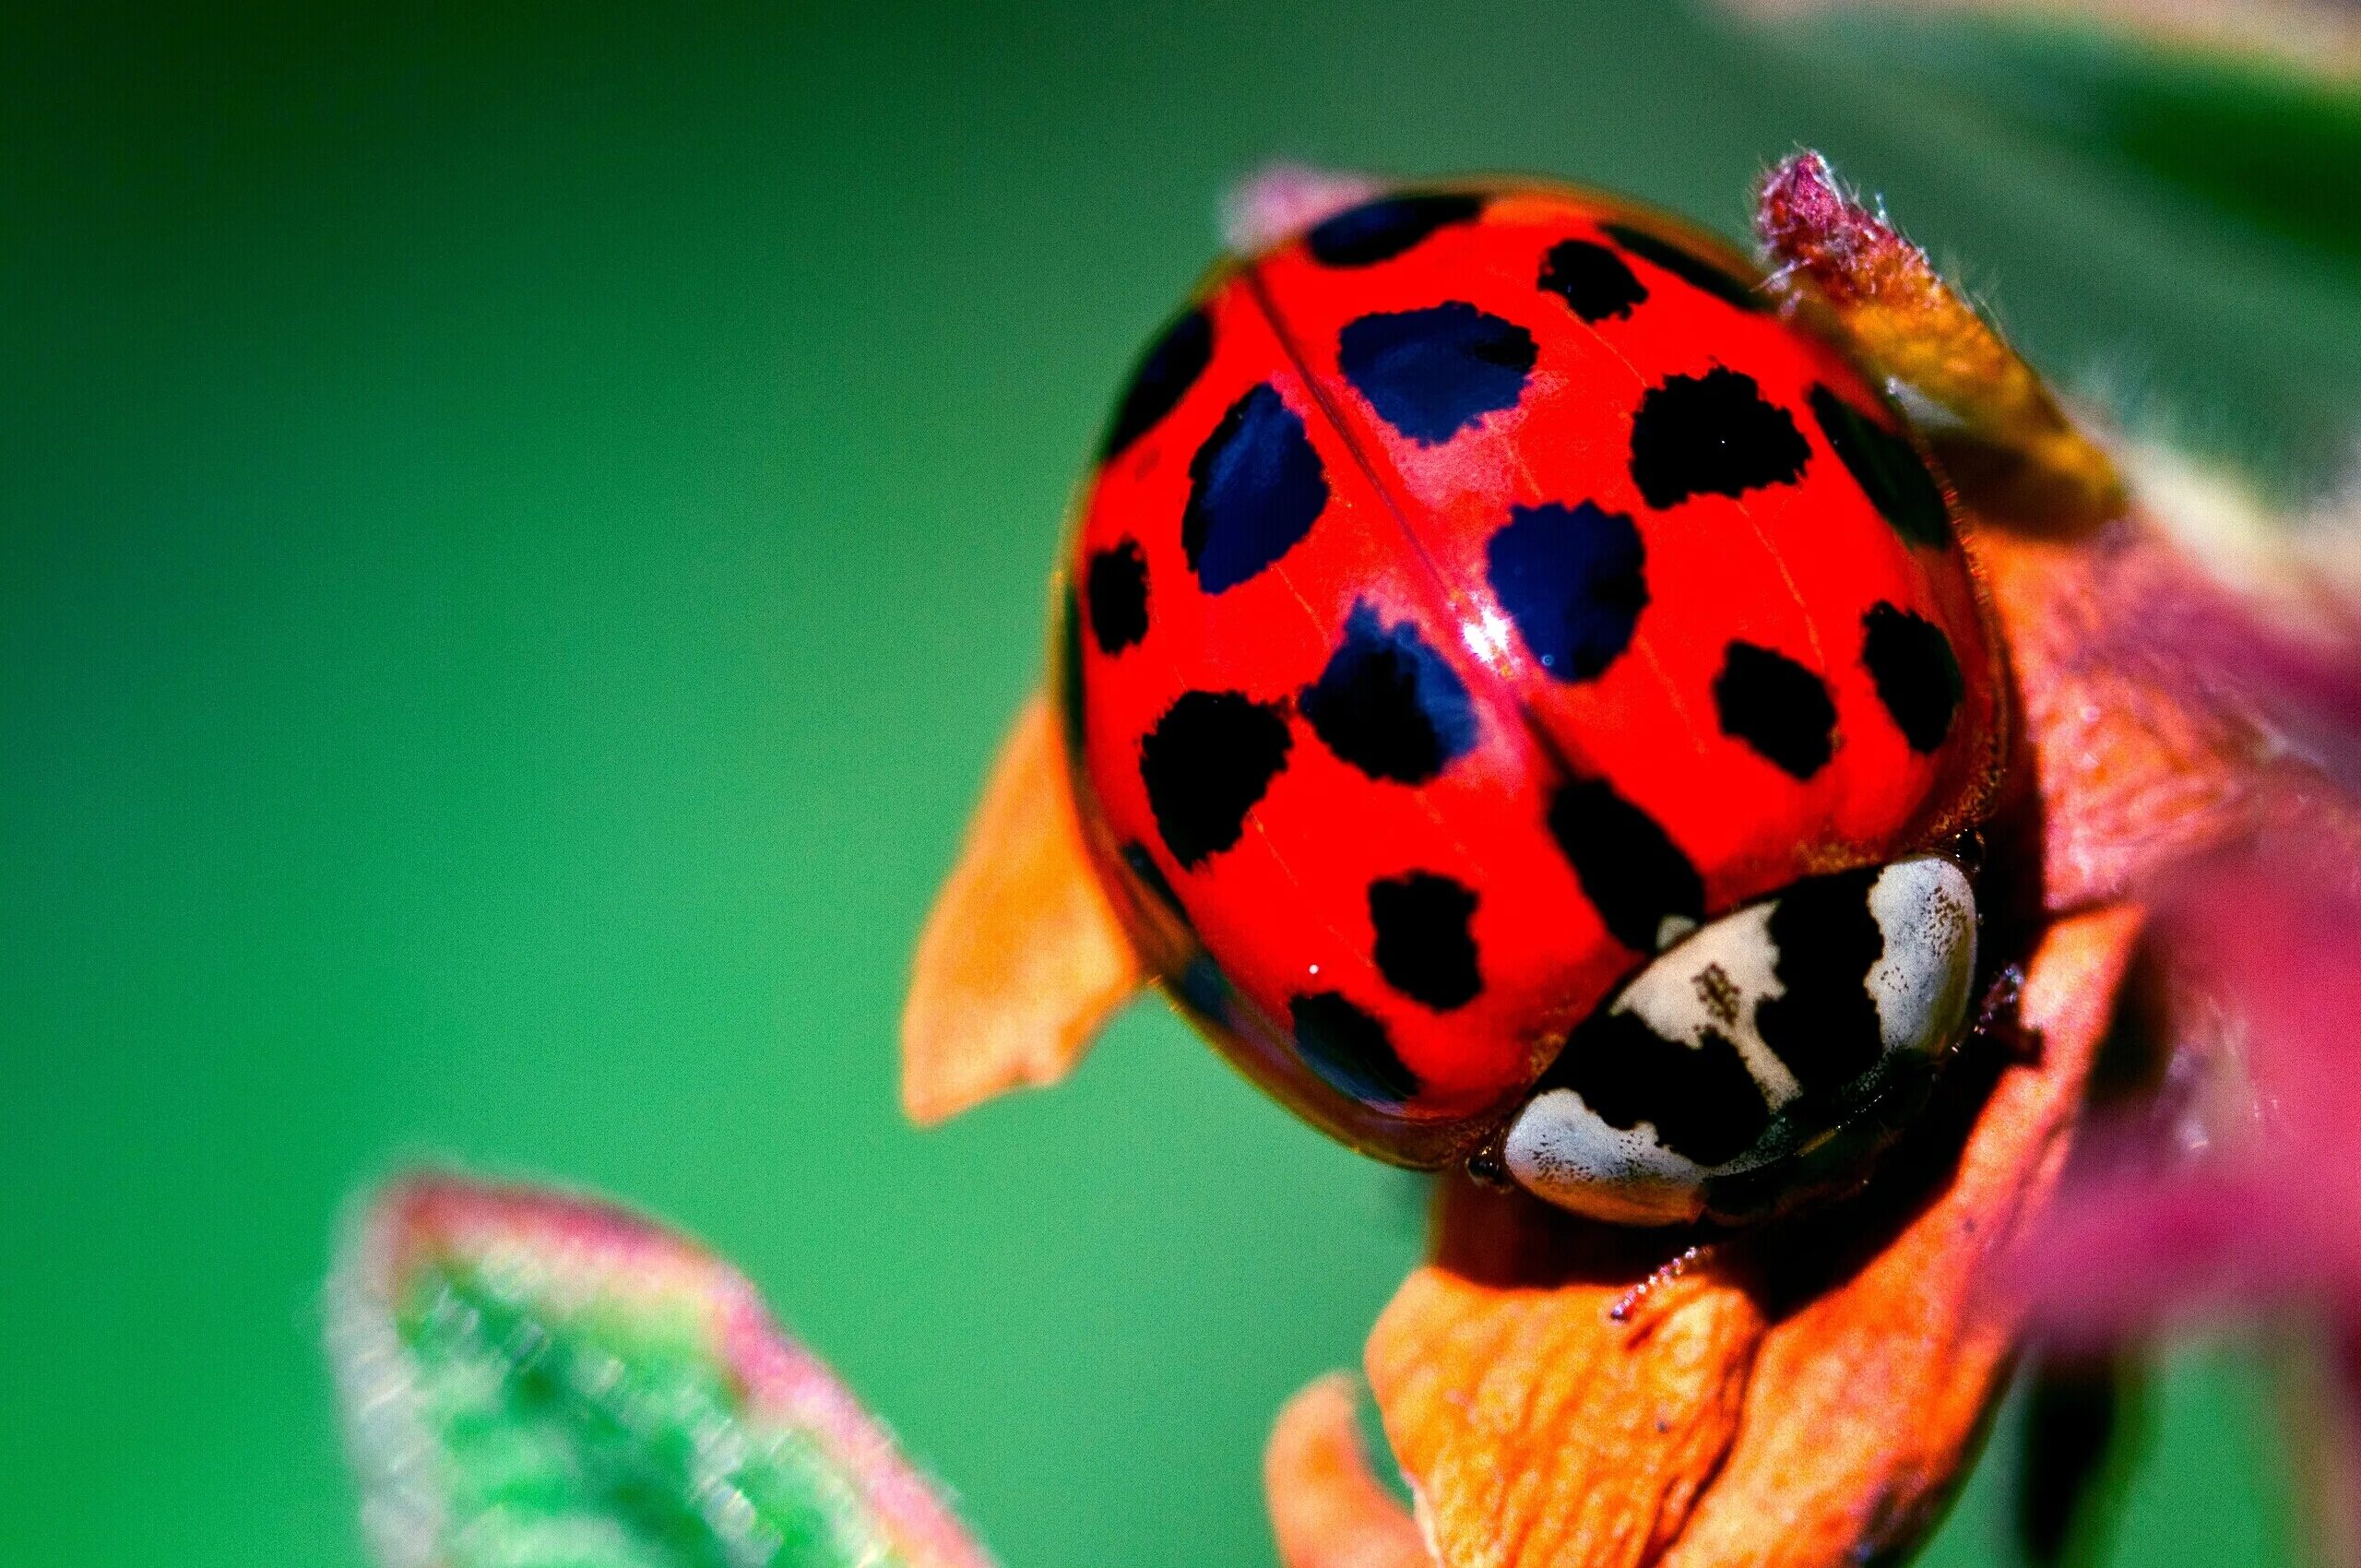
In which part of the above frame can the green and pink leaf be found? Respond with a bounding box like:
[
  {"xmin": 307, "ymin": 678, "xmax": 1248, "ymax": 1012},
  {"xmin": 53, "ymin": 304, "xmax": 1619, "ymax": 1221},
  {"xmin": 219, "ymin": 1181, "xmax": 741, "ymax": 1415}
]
[{"xmin": 329, "ymin": 1173, "xmax": 994, "ymax": 1568}]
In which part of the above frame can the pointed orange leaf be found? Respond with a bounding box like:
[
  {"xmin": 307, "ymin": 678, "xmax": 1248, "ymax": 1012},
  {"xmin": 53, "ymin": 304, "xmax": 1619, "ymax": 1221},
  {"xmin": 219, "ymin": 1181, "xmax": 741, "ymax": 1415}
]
[
  {"xmin": 1266, "ymin": 1374, "xmax": 1433, "ymax": 1568},
  {"xmin": 1364, "ymin": 905, "xmax": 2146, "ymax": 1568},
  {"xmin": 902, "ymin": 695, "xmax": 1144, "ymax": 1124}
]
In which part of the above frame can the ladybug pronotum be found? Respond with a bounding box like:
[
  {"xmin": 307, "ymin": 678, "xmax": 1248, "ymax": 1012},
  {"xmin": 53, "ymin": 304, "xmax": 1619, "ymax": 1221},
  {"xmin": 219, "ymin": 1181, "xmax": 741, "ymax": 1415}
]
[{"xmin": 1059, "ymin": 185, "xmax": 2006, "ymax": 1225}]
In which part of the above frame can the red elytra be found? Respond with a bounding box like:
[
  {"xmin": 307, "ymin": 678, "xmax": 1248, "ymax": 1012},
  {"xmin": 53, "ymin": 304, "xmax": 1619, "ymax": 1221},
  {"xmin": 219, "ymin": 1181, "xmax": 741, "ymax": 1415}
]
[{"xmin": 1059, "ymin": 184, "xmax": 2006, "ymax": 1169}]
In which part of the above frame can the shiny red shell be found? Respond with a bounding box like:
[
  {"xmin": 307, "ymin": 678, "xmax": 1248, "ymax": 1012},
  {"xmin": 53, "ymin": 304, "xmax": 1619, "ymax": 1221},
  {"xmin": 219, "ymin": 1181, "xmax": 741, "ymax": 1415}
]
[{"xmin": 1059, "ymin": 185, "xmax": 2004, "ymax": 1166}]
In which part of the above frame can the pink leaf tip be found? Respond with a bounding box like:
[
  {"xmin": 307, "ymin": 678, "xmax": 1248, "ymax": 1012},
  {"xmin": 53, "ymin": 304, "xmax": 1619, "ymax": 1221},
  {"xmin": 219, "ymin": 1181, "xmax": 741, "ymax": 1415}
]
[{"xmin": 1755, "ymin": 149, "xmax": 1916, "ymax": 308}]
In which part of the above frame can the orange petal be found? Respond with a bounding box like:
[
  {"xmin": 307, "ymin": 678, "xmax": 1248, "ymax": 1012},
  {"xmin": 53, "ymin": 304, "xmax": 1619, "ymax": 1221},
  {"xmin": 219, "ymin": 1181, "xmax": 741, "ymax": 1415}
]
[
  {"xmin": 901, "ymin": 694, "xmax": 1144, "ymax": 1123},
  {"xmin": 1363, "ymin": 905, "xmax": 2146, "ymax": 1568},
  {"xmin": 1368, "ymin": 1207, "xmax": 1768, "ymax": 1568},
  {"xmin": 1661, "ymin": 902, "xmax": 2146, "ymax": 1568},
  {"xmin": 1266, "ymin": 1374, "xmax": 1433, "ymax": 1568},
  {"xmin": 1756, "ymin": 150, "xmax": 2126, "ymax": 534}
]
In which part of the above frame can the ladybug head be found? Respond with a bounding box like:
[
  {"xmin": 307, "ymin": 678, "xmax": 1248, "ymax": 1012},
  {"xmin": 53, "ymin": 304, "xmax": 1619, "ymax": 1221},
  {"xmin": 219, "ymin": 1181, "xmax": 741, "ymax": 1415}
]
[
  {"xmin": 1060, "ymin": 183, "xmax": 2007, "ymax": 1225},
  {"xmin": 1493, "ymin": 852, "xmax": 1979, "ymax": 1224}
]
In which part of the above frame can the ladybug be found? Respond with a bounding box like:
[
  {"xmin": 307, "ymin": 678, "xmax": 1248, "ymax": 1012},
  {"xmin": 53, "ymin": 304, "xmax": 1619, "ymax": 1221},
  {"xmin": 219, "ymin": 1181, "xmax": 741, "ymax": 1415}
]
[{"xmin": 1057, "ymin": 184, "xmax": 2007, "ymax": 1225}]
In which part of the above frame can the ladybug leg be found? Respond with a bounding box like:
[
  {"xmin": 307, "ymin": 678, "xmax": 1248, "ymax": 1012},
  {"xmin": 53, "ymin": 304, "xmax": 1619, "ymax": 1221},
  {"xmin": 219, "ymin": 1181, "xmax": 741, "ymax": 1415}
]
[
  {"xmin": 1756, "ymin": 151, "xmax": 2127, "ymax": 535},
  {"xmin": 901, "ymin": 694, "xmax": 1145, "ymax": 1124},
  {"xmin": 1609, "ymin": 1242, "xmax": 1715, "ymax": 1324},
  {"xmin": 1973, "ymin": 961, "xmax": 2038, "ymax": 1063}
]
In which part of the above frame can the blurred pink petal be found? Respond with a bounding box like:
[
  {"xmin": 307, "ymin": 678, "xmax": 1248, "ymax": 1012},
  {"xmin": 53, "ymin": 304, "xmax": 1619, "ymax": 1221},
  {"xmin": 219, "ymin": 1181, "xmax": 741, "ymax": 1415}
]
[
  {"xmin": 2106, "ymin": 562, "xmax": 2361, "ymax": 790},
  {"xmin": 2017, "ymin": 848, "xmax": 2361, "ymax": 1346},
  {"xmin": 1724, "ymin": 0, "xmax": 2361, "ymax": 77},
  {"xmin": 2022, "ymin": 1170, "xmax": 2340, "ymax": 1342},
  {"xmin": 2158, "ymin": 849, "xmax": 2361, "ymax": 1147},
  {"xmin": 1222, "ymin": 164, "xmax": 1384, "ymax": 253}
]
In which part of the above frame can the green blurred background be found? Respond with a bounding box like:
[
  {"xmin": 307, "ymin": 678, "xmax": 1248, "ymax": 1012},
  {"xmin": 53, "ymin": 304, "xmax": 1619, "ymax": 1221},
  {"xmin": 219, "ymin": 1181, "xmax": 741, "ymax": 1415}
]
[{"xmin": 6, "ymin": 3, "xmax": 2352, "ymax": 1565}]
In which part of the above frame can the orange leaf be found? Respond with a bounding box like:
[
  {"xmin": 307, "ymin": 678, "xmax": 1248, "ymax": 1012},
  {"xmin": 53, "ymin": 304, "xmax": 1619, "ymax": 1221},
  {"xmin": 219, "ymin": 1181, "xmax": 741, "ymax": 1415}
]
[
  {"xmin": 901, "ymin": 695, "xmax": 1143, "ymax": 1123},
  {"xmin": 1662, "ymin": 903, "xmax": 2146, "ymax": 1568},
  {"xmin": 1266, "ymin": 1374, "xmax": 1434, "ymax": 1568},
  {"xmin": 1364, "ymin": 906, "xmax": 2146, "ymax": 1568},
  {"xmin": 1368, "ymin": 1209, "xmax": 1765, "ymax": 1568}
]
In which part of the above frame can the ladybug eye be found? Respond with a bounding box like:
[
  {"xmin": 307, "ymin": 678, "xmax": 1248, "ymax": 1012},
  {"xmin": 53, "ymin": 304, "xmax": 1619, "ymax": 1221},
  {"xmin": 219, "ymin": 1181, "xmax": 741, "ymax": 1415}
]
[{"xmin": 1501, "ymin": 855, "xmax": 1977, "ymax": 1225}]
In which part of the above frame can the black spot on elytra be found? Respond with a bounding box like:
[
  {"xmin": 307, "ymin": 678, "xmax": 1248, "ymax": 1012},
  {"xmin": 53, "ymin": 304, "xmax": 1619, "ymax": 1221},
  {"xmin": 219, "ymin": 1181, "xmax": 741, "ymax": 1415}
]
[
  {"xmin": 1755, "ymin": 867, "xmax": 1886, "ymax": 1097},
  {"xmin": 1714, "ymin": 641, "xmax": 1837, "ymax": 779},
  {"xmin": 1086, "ymin": 540, "xmax": 1150, "ymax": 654},
  {"xmin": 1138, "ymin": 690, "xmax": 1292, "ymax": 868},
  {"xmin": 1601, "ymin": 222, "xmax": 1764, "ymax": 313},
  {"xmin": 1121, "ymin": 840, "xmax": 1191, "ymax": 930},
  {"xmin": 1306, "ymin": 192, "xmax": 1486, "ymax": 267},
  {"xmin": 1541, "ymin": 1008, "xmax": 1770, "ymax": 1168},
  {"xmin": 1056, "ymin": 585, "xmax": 1086, "ymax": 756},
  {"xmin": 1337, "ymin": 303, "xmax": 1536, "ymax": 446},
  {"xmin": 1548, "ymin": 778, "xmax": 1704, "ymax": 953},
  {"xmin": 1102, "ymin": 306, "xmax": 1214, "ymax": 461},
  {"xmin": 1629, "ymin": 368, "xmax": 1811, "ymax": 508},
  {"xmin": 1538, "ymin": 238, "xmax": 1647, "ymax": 323},
  {"xmin": 1369, "ymin": 872, "xmax": 1482, "ymax": 1010},
  {"xmin": 1809, "ymin": 386, "xmax": 1952, "ymax": 548},
  {"xmin": 1182, "ymin": 384, "xmax": 1331, "ymax": 593},
  {"xmin": 1299, "ymin": 600, "xmax": 1478, "ymax": 784},
  {"xmin": 1486, "ymin": 501, "xmax": 1649, "ymax": 682},
  {"xmin": 1290, "ymin": 991, "xmax": 1421, "ymax": 1106},
  {"xmin": 1862, "ymin": 602, "xmax": 1964, "ymax": 753}
]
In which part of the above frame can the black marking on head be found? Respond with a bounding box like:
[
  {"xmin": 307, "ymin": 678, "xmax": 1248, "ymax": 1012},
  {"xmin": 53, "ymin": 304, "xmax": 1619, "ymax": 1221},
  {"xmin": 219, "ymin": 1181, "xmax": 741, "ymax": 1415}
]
[
  {"xmin": 1486, "ymin": 501, "xmax": 1648, "ymax": 682},
  {"xmin": 1056, "ymin": 584, "xmax": 1086, "ymax": 758},
  {"xmin": 1102, "ymin": 307, "xmax": 1214, "ymax": 461},
  {"xmin": 1369, "ymin": 872, "xmax": 1482, "ymax": 1010},
  {"xmin": 1138, "ymin": 690, "xmax": 1292, "ymax": 868},
  {"xmin": 1182, "ymin": 384, "xmax": 1331, "ymax": 593},
  {"xmin": 1299, "ymin": 600, "xmax": 1478, "ymax": 784},
  {"xmin": 1629, "ymin": 369, "xmax": 1811, "ymax": 508},
  {"xmin": 1809, "ymin": 386, "xmax": 1952, "ymax": 548},
  {"xmin": 1086, "ymin": 540, "xmax": 1151, "ymax": 654},
  {"xmin": 1337, "ymin": 303, "xmax": 1537, "ymax": 446},
  {"xmin": 1548, "ymin": 778, "xmax": 1704, "ymax": 953},
  {"xmin": 1862, "ymin": 602, "xmax": 1964, "ymax": 753},
  {"xmin": 1121, "ymin": 839, "xmax": 1192, "ymax": 930},
  {"xmin": 1306, "ymin": 192, "xmax": 1486, "ymax": 267},
  {"xmin": 1754, "ymin": 867, "xmax": 1886, "ymax": 1097},
  {"xmin": 1601, "ymin": 222, "xmax": 1764, "ymax": 313},
  {"xmin": 1290, "ymin": 991, "xmax": 1421, "ymax": 1106},
  {"xmin": 1542, "ymin": 1008, "xmax": 1770, "ymax": 1168},
  {"xmin": 1714, "ymin": 641, "xmax": 1837, "ymax": 779},
  {"xmin": 1537, "ymin": 238, "xmax": 1647, "ymax": 323}
]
